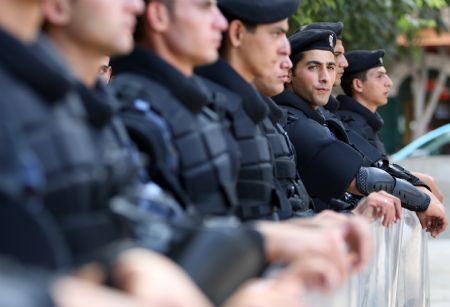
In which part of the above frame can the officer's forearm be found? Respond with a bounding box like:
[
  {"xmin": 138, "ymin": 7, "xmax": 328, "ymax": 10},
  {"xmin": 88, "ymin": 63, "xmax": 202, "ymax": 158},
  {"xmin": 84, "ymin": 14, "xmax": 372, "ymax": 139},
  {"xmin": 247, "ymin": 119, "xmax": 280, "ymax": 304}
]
[
  {"xmin": 355, "ymin": 167, "xmax": 430, "ymax": 212},
  {"xmin": 412, "ymin": 171, "xmax": 444, "ymax": 202}
]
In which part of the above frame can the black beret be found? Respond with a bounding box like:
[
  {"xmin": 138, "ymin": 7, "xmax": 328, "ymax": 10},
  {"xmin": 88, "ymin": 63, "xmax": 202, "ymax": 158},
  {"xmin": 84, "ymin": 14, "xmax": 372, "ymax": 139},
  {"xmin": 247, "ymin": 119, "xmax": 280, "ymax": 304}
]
[
  {"xmin": 289, "ymin": 29, "xmax": 336, "ymax": 64},
  {"xmin": 301, "ymin": 22, "xmax": 344, "ymax": 40},
  {"xmin": 343, "ymin": 49, "xmax": 385, "ymax": 77},
  {"xmin": 218, "ymin": 0, "xmax": 300, "ymax": 24}
]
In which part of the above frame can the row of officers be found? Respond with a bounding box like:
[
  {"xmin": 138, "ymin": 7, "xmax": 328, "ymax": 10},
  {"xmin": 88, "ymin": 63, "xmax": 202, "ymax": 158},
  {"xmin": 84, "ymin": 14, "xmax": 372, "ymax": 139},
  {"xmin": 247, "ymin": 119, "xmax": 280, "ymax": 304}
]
[{"xmin": 0, "ymin": 0, "xmax": 447, "ymax": 306}]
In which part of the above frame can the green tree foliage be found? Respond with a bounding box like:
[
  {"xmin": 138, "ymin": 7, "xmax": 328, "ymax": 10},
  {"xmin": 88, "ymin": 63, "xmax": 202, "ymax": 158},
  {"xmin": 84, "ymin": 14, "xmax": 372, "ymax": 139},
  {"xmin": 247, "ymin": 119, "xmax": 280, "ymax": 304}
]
[{"xmin": 290, "ymin": 0, "xmax": 450, "ymax": 62}]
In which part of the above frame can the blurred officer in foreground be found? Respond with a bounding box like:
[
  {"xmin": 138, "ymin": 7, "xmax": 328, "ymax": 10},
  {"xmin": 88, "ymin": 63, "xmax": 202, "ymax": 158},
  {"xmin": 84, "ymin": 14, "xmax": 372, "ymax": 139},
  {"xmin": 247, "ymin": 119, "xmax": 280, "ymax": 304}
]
[
  {"xmin": 0, "ymin": 0, "xmax": 117, "ymax": 269},
  {"xmin": 0, "ymin": 0, "xmax": 209, "ymax": 306},
  {"xmin": 273, "ymin": 29, "xmax": 447, "ymax": 237},
  {"xmin": 112, "ymin": 0, "xmax": 242, "ymax": 218}
]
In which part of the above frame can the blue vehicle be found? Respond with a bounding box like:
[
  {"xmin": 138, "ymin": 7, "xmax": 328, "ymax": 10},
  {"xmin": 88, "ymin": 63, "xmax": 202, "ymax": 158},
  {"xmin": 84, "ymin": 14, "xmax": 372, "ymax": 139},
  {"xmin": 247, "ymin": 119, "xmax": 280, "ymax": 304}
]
[{"xmin": 391, "ymin": 123, "xmax": 450, "ymax": 161}]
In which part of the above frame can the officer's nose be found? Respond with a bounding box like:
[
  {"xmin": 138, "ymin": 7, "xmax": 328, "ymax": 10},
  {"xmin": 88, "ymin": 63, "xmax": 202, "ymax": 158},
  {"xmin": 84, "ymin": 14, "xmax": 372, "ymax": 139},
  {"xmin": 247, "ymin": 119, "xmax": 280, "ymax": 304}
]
[
  {"xmin": 128, "ymin": 0, "xmax": 145, "ymax": 15},
  {"xmin": 213, "ymin": 6, "xmax": 229, "ymax": 32},
  {"xmin": 279, "ymin": 38, "xmax": 292, "ymax": 70},
  {"xmin": 280, "ymin": 36, "xmax": 291, "ymax": 56},
  {"xmin": 319, "ymin": 68, "xmax": 331, "ymax": 84},
  {"xmin": 279, "ymin": 56, "xmax": 292, "ymax": 71},
  {"xmin": 386, "ymin": 74, "xmax": 393, "ymax": 89},
  {"xmin": 340, "ymin": 54, "xmax": 349, "ymax": 69}
]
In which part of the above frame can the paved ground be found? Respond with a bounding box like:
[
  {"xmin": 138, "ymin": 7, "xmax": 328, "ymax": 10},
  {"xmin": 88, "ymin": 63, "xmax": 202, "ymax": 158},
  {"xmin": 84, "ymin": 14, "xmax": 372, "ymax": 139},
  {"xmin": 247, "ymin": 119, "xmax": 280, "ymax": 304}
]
[
  {"xmin": 429, "ymin": 239, "xmax": 450, "ymax": 306},
  {"xmin": 378, "ymin": 158, "xmax": 450, "ymax": 306}
]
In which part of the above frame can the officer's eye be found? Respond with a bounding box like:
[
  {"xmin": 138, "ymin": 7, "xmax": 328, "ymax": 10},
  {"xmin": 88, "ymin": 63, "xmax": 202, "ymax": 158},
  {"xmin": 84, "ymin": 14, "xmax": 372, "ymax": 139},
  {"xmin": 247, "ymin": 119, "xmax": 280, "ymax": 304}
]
[
  {"xmin": 271, "ymin": 30, "xmax": 284, "ymax": 38},
  {"xmin": 327, "ymin": 65, "xmax": 336, "ymax": 71},
  {"xmin": 197, "ymin": 0, "xmax": 216, "ymax": 9},
  {"xmin": 307, "ymin": 65, "xmax": 318, "ymax": 71},
  {"xmin": 99, "ymin": 65, "xmax": 110, "ymax": 74}
]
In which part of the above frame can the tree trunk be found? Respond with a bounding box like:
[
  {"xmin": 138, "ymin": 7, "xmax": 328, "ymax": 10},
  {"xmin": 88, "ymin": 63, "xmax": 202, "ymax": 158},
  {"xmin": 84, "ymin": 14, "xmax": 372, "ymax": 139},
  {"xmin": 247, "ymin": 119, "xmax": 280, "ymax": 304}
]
[
  {"xmin": 413, "ymin": 70, "xmax": 447, "ymax": 138},
  {"xmin": 410, "ymin": 49, "xmax": 447, "ymax": 139}
]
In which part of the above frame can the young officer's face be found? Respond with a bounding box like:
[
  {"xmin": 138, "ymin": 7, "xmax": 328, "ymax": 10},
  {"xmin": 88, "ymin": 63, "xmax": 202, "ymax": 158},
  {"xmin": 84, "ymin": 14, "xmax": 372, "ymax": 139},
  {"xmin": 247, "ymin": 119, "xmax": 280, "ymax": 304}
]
[
  {"xmin": 239, "ymin": 19, "xmax": 290, "ymax": 82},
  {"xmin": 359, "ymin": 66, "xmax": 393, "ymax": 107},
  {"xmin": 254, "ymin": 50, "xmax": 292, "ymax": 97},
  {"xmin": 291, "ymin": 49, "xmax": 336, "ymax": 109},
  {"xmin": 333, "ymin": 39, "xmax": 348, "ymax": 87},
  {"xmin": 164, "ymin": 0, "xmax": 228, "ymax": 66},
  {"xmin": 63, "ymin": 0, "xmax": 144, "ymax": 56}
]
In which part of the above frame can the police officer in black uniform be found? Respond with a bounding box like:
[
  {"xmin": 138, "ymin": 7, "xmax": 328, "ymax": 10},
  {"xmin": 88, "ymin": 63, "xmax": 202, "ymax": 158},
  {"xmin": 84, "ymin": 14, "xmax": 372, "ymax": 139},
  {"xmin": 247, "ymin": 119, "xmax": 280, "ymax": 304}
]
[
  {"xmin": 284, "ymin": 22, "xmax": 374, "ymax": 212},
  {"xmin": 251, "ymin": 37, "xmax": 315, "ymax": 216},
  {"xmin": 0, "ymin": 19, "xmax": 110, "ymax": 269},
  {"xmin": 302, "ymin": 22, "xmax": 347, "ymax": 117},
  {"xmin": 337, "ymin": 49, "xmax": 390, "ymax": 155},
  {"xmin": 196, "ymin": 0, "xmax": 302, "ymax": 220},
  {"xmin": 111, "ymin": 0, "xmax": 242, "ymax": 218},
  {"xmin": 295, "ymin": 23, "xmax": 396, "ymax": 207},
  {"xmin": 273, "ymin": 29, "xmax": 366, "ymax": 210}
]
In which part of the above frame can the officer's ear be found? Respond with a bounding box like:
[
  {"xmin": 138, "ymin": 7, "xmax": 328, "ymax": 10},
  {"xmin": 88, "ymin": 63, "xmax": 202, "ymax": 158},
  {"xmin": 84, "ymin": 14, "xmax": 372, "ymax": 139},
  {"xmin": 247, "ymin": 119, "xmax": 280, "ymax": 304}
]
[
  {"xmin": 352, "ymin": 78, "xmax": 364, "ymax": 94},
  {"xmin": 227, "ymin": 20, "xmax": 247, "ymax": 48},
  {"xmin": 146, "ymin": 1, "xmax": 171, "ymax": 32},
  {"xmin": 43, "ymin": 0, "xmax": 72, "ymax": 26},
  {"xmin": 287, "ymin": 69, "xmax": 293, "ymax": 84}
]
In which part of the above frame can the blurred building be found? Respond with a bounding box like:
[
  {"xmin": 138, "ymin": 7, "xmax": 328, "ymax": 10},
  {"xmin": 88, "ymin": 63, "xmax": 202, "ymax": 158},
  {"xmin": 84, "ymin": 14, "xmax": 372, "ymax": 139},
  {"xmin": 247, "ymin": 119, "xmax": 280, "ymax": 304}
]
[{"xmin": 380, "ymin": 23, "xmax": 450, "ymax": 153}]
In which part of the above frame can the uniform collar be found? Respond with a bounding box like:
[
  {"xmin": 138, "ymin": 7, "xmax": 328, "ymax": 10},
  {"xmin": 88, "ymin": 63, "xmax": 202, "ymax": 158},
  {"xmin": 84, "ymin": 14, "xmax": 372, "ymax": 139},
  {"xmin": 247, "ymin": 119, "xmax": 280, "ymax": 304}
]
[
  {"xmin": 196, "ymin": 58, "xmax": 269, "ymax": 124},
  {"xmin": 111, "ymin": 47, "xmax": 209, "ymax": 113},
  {"xmin": 0, "ymin": 30, "xmax": 72, "ymax": 103},
  {"xmin": 324, "ymin": 95, "xmax": 340, "ymax": 113},
  {"xmin": 337, "ymin": 95, "xmax": 384, "ymax": 131},
  {"xmin": 263, "ymin": 96, "xmax": 285, "ymax": 124},
  {"xmin": 273, "ymin": 89, "xmax": 326, "ymax": 125},
  {"xmin": 76, "ymin": 81, "xmax": 115, "ymax": 129}
]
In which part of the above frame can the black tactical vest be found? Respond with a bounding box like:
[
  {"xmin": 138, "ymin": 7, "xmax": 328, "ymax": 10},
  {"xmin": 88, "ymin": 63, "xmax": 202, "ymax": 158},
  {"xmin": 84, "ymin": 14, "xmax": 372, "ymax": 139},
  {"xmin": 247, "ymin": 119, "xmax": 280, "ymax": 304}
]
[
  {"xmin": 76, "ymin": 82, "xmax": 142, "ymax": 196},
  {"xmin": 227, "ymin": 109, "xmax": 274, "ymax": 220},
  {"xmin": 196, "ymin": 62, "xmax": 281, "ymax": 220},
  {"xmin": 0, "ymin": 33, "xmax": 129, "ymax": 264},
  {"xmin": 0, "ymin": 108, "xmax": 72, "ymax": 270},
  {"xmin": 111, "ymin": 55, "xmax": 239, "ymax": 217},
  {"xmin": 260, "ymin": 99, "xmax": 313, "ymax": 215}
]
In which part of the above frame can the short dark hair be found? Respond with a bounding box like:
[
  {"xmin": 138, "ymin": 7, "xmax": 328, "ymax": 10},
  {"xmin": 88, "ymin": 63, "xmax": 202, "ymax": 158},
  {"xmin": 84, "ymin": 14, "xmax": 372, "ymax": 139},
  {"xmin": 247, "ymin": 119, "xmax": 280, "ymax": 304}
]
[
  {"xmin": 341, "ymin": 70, "xmax": 367, "ymax": 96},
  {"xmin": 219, "ymin": 18, "xmax": 257, "ymax": 55},
  {"xmin": 134, "ymin": 0, "xmax": 175, "ymax": 41},
  {"xmin": 291, "ymin": 52, "xmax": 305, "ymax": 76}
]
